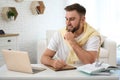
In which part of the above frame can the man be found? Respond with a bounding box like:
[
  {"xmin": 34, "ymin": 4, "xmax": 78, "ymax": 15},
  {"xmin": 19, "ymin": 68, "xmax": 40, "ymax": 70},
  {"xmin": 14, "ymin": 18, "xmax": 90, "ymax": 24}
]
[{"xmin": 41, "ymin": 3, "xmax": 101, "ymax": 70}]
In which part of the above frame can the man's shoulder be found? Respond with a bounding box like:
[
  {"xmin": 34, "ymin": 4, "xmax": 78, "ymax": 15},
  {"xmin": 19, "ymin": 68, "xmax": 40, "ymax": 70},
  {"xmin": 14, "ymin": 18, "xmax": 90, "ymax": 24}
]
[
  {"xmin": 89, "ymin": 36, "xmax": 100, "ymax": 41},
  {"xmin": 51, "ymin": 30, "xmax": 63, "ymax": 39}
]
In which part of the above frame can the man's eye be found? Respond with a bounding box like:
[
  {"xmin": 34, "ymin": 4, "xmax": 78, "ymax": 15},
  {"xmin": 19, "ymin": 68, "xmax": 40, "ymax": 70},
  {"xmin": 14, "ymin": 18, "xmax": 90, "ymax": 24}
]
[
  {"xmin": 70, "ymin": 18, "xmax": 75, "ymax": 21},
  {"xmin": 65, "ymin": 18, "xmax": 75, "ymax": 21}
]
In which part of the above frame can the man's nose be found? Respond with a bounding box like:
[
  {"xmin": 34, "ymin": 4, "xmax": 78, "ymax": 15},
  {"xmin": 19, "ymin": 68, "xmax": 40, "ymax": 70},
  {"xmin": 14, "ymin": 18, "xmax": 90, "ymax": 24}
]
[{"xmin": 66, "ymin": 20, "xmax": 71, "ymax": 26}]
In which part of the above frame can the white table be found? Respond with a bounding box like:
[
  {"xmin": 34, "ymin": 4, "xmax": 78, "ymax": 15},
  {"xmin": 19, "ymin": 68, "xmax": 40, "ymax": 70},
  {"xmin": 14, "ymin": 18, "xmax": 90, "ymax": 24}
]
[{"xmin": 0, "ymin": 64, "xmax": 119, "ymax": 80}]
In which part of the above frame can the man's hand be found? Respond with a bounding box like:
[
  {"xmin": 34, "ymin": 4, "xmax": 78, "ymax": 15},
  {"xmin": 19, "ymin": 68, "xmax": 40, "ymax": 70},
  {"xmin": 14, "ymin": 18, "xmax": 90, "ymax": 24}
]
[
  {"xmin": 52, "ymin": 60, "xmax": 66, "ymax": 69},
  {"xmin": 64, "ymin": 32, "xmax": 74, "ymax": 42}
]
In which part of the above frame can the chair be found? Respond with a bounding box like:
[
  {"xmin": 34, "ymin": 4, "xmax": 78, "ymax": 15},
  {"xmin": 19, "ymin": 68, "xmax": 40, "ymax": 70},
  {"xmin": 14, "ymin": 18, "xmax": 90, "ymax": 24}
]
[
  {"xmin": 99, "ymin": 37, "xmax": 117, "ymax": 66},
  {"xmin": 37, "ymin": 30, "xmax": 117, "ymax": 66}
]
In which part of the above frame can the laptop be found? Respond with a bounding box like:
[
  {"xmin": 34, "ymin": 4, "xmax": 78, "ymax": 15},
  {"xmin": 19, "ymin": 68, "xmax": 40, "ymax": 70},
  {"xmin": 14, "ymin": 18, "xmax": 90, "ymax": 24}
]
[{"xmin": 2, "ymin": 50, "xmax": 46, "ymax": 74}]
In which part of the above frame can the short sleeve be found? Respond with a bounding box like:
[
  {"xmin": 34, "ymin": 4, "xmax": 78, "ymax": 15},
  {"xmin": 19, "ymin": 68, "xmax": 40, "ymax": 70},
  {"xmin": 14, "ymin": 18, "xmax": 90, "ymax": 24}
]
[
  {"xmin": 84, "ymin": 36, "xmax": 100, "ymax": 51},
  {"xmin": 47, "ymin": 31, "xmax": 61, "ymax": 52}
]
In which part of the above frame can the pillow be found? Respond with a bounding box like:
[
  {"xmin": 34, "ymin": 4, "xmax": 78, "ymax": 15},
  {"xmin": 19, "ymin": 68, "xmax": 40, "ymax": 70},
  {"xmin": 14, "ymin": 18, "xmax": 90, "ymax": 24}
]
[
  {"xmin": 100, "ymin": 35, "xmax": 106, "ymax": 46},
  {"xmin": 99, "ymin": 48, "xmax": 108, "ymax": 57}
]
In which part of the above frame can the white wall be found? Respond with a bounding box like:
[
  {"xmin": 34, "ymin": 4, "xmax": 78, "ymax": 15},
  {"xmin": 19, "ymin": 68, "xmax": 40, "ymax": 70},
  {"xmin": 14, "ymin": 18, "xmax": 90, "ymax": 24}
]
[{"xmin": 0, "ymin": 0, "xmax": 66, "ymax": 63}]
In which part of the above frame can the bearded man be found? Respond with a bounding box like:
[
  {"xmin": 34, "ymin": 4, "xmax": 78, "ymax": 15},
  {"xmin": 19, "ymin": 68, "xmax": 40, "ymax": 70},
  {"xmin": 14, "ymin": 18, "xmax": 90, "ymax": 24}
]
[{"xmin": 41, "ymin": 3, "xmax": 101, "ymax": 70}]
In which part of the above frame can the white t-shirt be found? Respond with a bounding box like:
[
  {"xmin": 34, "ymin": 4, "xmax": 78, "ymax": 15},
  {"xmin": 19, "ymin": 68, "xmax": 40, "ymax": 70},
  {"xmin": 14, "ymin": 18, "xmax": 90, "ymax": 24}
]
[{"xmin": 47, "ymin": 31, "xmax": 100, "ymax": 65}]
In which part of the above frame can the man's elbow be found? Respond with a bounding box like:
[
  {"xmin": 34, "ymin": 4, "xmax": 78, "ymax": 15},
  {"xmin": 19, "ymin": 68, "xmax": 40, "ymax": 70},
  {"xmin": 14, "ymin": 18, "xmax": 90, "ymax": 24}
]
[
  {"xmin": 84, "ymin": 57, "xmax": 96, "ymax": 64},
  {"xmin": 90, "ymin": 57, "xmax": 97, "ymax": 63},
  {"xmin": 40, "ymin": 55, "xmax": 45, "ymax": 64},
  {"xmin": 90, "ymin": 53, "xmax": 98, "ymax": 63}
]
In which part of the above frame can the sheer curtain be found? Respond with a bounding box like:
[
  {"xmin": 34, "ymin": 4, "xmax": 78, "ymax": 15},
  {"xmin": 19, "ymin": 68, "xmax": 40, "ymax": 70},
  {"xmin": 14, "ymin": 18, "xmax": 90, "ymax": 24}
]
[{"xmin": 66, "ymin": 0, "xmax": 120, "ymax": 45}]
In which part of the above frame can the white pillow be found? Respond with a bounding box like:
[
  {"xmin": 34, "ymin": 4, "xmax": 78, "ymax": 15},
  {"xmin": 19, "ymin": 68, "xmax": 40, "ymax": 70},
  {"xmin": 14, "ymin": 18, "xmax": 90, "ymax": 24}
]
[{"xmin": 100, "ymin": 35, "xmax": 106, "ymax": 45}]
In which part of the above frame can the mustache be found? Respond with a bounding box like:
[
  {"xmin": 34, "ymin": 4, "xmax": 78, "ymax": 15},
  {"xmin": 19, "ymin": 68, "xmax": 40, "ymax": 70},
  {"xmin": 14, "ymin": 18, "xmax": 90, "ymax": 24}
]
[{"xmin": 66, "ymin": 27, "xmax": 76, "ymax": 33}]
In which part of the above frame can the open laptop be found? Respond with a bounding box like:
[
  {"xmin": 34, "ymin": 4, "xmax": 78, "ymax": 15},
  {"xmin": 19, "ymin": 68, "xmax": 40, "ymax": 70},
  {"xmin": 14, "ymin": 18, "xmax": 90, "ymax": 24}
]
[{"xmin": 2, "ymin": 50, "xmax": 46, "ymax": 74}]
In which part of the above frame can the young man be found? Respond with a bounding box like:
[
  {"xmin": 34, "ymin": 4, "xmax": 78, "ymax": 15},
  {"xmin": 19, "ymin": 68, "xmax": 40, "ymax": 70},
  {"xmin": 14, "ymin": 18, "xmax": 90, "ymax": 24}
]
[{"xmin": 41, "ymin": 3, "xmax": 101, "ymax": 70}]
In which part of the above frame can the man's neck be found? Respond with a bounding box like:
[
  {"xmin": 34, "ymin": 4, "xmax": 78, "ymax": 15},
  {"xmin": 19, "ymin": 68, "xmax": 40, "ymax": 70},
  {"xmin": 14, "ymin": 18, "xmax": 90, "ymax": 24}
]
[{"xmin": 74, "ymin": 26, "xmax": 84, "ymax": 38}]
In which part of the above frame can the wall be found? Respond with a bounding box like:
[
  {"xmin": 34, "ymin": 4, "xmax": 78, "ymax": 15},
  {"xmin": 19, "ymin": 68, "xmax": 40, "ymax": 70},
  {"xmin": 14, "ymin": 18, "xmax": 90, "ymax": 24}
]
[{"xmin": 0, "ymin": 0, "xmax": 66, "ymax": 63}]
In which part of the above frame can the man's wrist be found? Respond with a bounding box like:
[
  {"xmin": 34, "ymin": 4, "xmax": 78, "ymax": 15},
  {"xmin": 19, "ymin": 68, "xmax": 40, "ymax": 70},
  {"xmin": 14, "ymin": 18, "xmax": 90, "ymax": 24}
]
[{"xmin": 69, "ymin": 40, "xmax": 77, "ymax": 47}]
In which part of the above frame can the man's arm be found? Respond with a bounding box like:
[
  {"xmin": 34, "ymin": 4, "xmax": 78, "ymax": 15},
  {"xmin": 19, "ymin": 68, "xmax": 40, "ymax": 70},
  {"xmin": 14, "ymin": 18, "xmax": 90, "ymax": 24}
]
[
  {"xmin": 41, "ymin": 48, "xmax": 66, "ymax": 69},
  {"xmin": 64, "ymin": 32, "xmax": 99, "ymax": 64},
  {"xmin": 69, "ymin": 40, "xmax": 97, "ymax": 64}
]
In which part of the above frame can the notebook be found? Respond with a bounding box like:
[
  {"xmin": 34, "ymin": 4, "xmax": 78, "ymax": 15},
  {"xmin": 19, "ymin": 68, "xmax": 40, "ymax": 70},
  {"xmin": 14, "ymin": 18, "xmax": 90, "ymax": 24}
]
[
  {"xmin": 47, "ymin": 64, "xmax": 76, "ymax": 71},
  {"xmin": 2, "ymin": 50, "xmax": 46, "ymax": 74},
  {"xmin": 77, "ymin": 62, "xmax": 118, "ymax": 75}
]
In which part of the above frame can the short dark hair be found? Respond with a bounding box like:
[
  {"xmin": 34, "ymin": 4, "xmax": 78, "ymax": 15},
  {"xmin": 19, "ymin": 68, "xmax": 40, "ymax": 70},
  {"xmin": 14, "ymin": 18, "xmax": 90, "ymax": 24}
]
[{"xmin": 64, "ymin": 3, "xmax": 86, "ymax": 16}]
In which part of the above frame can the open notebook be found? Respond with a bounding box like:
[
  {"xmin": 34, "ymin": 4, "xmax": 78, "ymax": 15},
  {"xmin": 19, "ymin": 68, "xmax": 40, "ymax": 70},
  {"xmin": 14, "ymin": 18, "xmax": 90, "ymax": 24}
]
[{"xmin": 77, "ymin": 62, "xmax": 119, "ymax": 75}]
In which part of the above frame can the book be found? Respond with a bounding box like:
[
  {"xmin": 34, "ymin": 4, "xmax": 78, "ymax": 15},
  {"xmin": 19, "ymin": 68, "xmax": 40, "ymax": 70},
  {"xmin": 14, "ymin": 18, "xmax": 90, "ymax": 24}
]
[
  {"xmin": 77, "ymin": 62, "xmax": 118, "ymax": 75},
  {"xmin": 46, "ymin": 64, "xmax": 76, "ymax": 71}
]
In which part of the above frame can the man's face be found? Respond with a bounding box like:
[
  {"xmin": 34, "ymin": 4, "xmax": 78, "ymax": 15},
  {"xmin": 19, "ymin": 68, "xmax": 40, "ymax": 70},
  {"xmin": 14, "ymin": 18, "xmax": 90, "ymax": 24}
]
[{"xmin": 65, "ymin": 10, "xmax": 81, "ymax": 33}]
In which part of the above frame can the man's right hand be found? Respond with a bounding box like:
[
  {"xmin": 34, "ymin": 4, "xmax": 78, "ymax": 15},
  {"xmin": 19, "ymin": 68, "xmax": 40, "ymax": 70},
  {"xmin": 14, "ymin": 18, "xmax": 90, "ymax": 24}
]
[{"xmin": 52, "ymin": 60, "xmax": 66, "ymax": 69}]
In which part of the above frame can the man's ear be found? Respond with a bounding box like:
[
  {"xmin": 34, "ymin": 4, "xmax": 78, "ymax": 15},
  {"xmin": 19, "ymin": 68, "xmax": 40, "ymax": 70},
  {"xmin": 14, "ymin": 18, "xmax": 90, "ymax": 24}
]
[{"xmin": 81, "ymin": 16, "xmax": 85, "ymax": 23}]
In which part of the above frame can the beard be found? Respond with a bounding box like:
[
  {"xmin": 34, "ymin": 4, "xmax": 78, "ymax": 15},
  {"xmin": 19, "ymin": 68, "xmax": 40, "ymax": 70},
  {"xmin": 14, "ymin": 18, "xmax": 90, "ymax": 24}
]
[{"xmin": 66, "ymin": 21, "xmax": 80, "ymax": 33}]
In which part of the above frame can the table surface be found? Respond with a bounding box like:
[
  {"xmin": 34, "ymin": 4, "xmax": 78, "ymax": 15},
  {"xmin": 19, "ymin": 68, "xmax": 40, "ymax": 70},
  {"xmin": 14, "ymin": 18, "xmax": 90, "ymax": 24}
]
[{"xmin": 0, "ymin": 64, "xmax": 120, "ymax": 80}]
